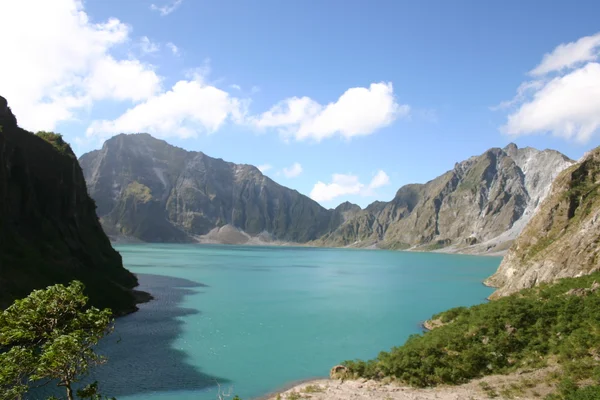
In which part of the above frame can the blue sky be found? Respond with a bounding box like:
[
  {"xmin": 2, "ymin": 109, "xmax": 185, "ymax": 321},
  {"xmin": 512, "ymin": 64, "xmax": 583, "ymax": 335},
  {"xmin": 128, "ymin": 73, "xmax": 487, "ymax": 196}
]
[{"xmin": 2, "ymin": 0, "xmax": 600, "ymax": 208}]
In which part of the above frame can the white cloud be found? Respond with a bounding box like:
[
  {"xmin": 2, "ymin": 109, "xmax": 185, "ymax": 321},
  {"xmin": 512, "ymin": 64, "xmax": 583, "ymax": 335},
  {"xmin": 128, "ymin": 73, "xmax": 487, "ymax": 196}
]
[
  {"xmin": 311, "ymin": 174, "xmax": 364, "ymax": 202},
  {"xmin": 0, "ymin": 0, "xmax": 161, "ymax": 132},
  {"xmin": 140, "ymin": 36, "xmax": 159, "ymax": 54},
  {"xmin": 85, "ymin": 58, "xmax": 161, "ymax": 102},
  {"xmin": 166, "ymin": 42, "xmax": 179, "ymax": 56},
  {"xmin": 86, "ymin": 77, "xmax": 247, "ymax": 139},
  {"xmin": 282, "ymin": 162, "xmax": 303, "ymax": 178},
  {"xmin": 310, "ymin": 170, "xmax": 391, "ymax": 202},
  {"xmin": 369, "ymin": 170, "xmax": 390, "ymax": 189},
  {"xmin": 498, "ymin": 32, "xmax": 600, "ymax": 143},
  {"xmin": 252, "ymin": 82, "xmax": 409, "ymax": 141},
  {"xmin": 257, "ymin": 164, "xmax": 272, "ymax": 173},
  {"xmin": 150, "ymin": 0, "xmax": 183, "ymax": 16},
  {"xmin": 503, "ymin": 63, "xmax": 600, "ymax": 142},
  {"xmin": 230, "ymin": 84, "xmax": 242, "ymax": 91},
  {"xmin": 491, "ymin": 80, "xmax": 544, "ymax": 111},
  {"xmin": 530, "ymin": 32, "xmax": 600, "ymax": 76}
]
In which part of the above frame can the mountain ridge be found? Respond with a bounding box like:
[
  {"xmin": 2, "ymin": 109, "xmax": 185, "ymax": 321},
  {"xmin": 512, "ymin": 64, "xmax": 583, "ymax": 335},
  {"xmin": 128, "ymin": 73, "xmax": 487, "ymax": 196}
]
[
  {"xmin": 80, "ymin": 133, "xmax": 344, "ymax": 244},
  {"xmin": 80, "ymin": 134, "xmax": 574, "ymax": 255},
  {"xmin": 314, "ymin": 143, "xmax": 574, "ymax": 254}
]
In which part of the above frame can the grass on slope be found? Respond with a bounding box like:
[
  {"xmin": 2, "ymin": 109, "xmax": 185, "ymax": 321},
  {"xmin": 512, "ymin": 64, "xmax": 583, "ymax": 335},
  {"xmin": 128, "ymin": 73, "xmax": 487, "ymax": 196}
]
[
  {"xmin": 342, "ymin": 272, "xmax": 600, "ymax": 399},
  {"xmin": 35, "ymin": 131, "xmax": 74, "ymax": 157}
]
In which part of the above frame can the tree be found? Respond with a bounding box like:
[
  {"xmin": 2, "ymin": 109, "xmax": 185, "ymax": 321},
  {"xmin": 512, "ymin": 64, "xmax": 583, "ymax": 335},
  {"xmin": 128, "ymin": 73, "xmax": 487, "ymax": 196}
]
[{"xmin": 0, "ymin": 281, "xmax": 114, "ymax": 400}]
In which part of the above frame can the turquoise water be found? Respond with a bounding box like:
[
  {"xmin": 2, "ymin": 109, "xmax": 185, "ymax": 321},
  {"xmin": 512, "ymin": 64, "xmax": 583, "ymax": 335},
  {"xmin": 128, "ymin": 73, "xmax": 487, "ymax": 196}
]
[{"xmin": 88, "ymin": 244, "xmax": 500, "ymax": 400}]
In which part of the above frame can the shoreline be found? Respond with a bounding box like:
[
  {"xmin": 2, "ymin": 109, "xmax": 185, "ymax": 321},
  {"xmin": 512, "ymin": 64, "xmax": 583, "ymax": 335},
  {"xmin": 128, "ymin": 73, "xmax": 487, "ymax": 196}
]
[
  {"xmin": 110, "ymin": 239, "xmax": 506, "ymax": 258},
  {"xmin": 258, "ymin": 367, "xmax": 557, "ymax": 400},
  {"xmin": 254, "ymin": 377, "xmax": 327, "ymax": 400}
]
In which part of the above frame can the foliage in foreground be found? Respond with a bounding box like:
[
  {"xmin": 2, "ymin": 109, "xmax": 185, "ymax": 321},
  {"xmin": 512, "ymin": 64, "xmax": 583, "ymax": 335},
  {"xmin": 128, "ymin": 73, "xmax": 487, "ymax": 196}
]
[
  {"xmin": 342, "ymin": 272, "xmax": 600, "ymax": 391},
  {"xmin": 0, "ymin": 281, "xmax": 114, "ymax": 400}
]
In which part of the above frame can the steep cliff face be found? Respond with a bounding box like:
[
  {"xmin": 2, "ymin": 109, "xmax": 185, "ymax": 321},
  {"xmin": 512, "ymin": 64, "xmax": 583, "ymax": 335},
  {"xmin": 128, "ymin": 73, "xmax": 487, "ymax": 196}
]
[
  {"xmin": 80, "ymin": 134, "xmax": 341, "ymax": 243},
  {"xmin": 485, "ymin": 146, "xmax": 600, "ymax": 298},
  {"xmin": 0, "ymin": 99, "xmax": 143, "ymax": 314},
  {"xmin": 315, "ymin": 144, "xmax": 573, "ymax": 254}
]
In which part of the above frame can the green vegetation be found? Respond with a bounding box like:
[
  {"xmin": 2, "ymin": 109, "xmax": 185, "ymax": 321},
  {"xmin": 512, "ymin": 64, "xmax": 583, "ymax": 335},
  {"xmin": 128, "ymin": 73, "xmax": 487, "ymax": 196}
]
[
  {"xmin": 302, "ymin": 384, "xmax": 325, "ymax": 393},
  {"xmin": 286, "ymin": 392, "xmax": 302, "ymax": 400},
  {"xmin": 478, "ymin": 382, "xmax": 498, "ymax": 398},
  {"xmin": 35, "ymin": 131, "xmax": 74, "ymax": 157},
  {"xmin": 0, "ymin": 281, "xmax": 114, "ymax": 400},
  {"xmin": 124, "ymin": 182, "xmax": 153, "ymax": 203},
  {"xmin": 341, "ymin": 272, "xmax": 600, "ymax": 395},
  {"xmin": 431, "ymin": 306, "xmax": 467, "ymax": 323}
]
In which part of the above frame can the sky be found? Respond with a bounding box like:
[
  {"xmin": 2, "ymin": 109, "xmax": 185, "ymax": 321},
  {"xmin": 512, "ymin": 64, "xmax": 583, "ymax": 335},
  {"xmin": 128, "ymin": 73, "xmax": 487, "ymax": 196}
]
[{"xmin": 2, "ymin": 0, "xmax": 600, "ymax": 208}]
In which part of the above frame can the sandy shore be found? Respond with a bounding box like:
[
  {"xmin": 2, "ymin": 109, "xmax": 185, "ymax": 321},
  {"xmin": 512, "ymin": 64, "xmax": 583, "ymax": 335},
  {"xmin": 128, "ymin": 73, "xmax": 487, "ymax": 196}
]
[{"xmin": 264, "ymin": 367, "xmax": 557, "ymax": 400}]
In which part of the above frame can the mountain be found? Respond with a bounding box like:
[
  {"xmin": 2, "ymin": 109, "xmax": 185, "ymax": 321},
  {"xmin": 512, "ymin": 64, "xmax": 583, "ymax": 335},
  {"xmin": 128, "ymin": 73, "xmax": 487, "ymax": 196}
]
[
  {"xmin": 485, "ymin": 146, "xmax": 600, "ymax": 298},
  {"xmin": 314, "ymin": 143, "xmax": 574, "ymax": 254},
  {"xmin": 0, "ymin": 97, "xmax": 145, "ymax": 314},
  {"xmin": 80, "ymin": 133, "xmax": 345, "ymax": 244}
]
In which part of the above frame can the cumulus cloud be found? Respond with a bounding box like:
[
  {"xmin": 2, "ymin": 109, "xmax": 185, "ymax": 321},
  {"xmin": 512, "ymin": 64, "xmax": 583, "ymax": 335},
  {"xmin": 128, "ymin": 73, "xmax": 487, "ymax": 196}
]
[
  {"xmin": 497, "ymin": 32, "xmax": 600, "ymax": 143},
  {"xmin": 257, "ymin": 164, "xmax": 272, "ymax": 173},
  {"xmin": 530, "ymin": 32, "xmax": 600, "ymax": 76},
  {"xmin": 150, "ymin": 0, "xmax": 183, "ymax": 16},
  {"xmin": 252, "ymin": 82, "xmax": 409, "ymax": 141},
  {"xmin": 0, "ymin": 0, "xmax": 404, "ymax": 147},
  {"xmin": 86, "ymin": 77, "xmax": 247, "ymax": 139},
  {"xmin": 282, "ymin": 162, "xmax": 303, "ymax": 178},
  {"xmin": 0, "ymin": 0, "xmax": 161, "ymax": 132},
  {"xmin": 310, "ymin": 170, "xmax": 391, "ymax": 202}
]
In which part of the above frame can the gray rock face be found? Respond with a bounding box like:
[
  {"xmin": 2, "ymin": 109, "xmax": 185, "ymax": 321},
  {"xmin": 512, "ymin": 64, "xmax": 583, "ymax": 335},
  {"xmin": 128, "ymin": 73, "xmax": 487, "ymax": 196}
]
[
  {"xmin": 485, "ymin": 146, "xmax": 600, "ymax": 297},
  {"xmin": 80, "ymin": 134, "xmax": 342, "ymax": 243},
  {"xmin": 81, "ymin": 136, "xmax": 573, "ymax": 253},
  {"xmin": 315, "ymin": 144, "xmax": 573, "ymax": 254}
]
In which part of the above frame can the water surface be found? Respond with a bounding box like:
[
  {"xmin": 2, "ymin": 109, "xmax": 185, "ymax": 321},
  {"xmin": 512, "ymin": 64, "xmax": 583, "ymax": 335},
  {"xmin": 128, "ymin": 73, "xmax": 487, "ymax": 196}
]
[{"xmin": 89, "ymin": 245, "xmax": 500, "ymax": 400}]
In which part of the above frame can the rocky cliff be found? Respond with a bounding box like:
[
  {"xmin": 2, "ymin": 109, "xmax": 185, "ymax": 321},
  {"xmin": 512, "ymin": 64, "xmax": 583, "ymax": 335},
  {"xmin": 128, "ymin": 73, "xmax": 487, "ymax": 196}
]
[
  {"xmin": 80, "ymin": 134, "xmax": 344, "ymax": 243},
  {"xmin": 0, "ymin": 98, "xmax": 144, "ymax": 314},
  {"xmin": 485, "ymin": 146, "xmax": 600, "ymax": 298},
  {"xmin": 315, "ymin": 144, "xmax": 573, "ymax": 254}
]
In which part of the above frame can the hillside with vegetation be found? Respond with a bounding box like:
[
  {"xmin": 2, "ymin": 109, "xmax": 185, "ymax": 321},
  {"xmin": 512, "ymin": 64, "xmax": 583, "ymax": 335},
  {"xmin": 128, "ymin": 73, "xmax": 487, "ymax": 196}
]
[
  {"xmin": 341, "ymin": 272, "xmax": 600, "ymax": 399},
  {"xmin": 0, "ymin": 96, "xmax": 146, "ymax": 315}
]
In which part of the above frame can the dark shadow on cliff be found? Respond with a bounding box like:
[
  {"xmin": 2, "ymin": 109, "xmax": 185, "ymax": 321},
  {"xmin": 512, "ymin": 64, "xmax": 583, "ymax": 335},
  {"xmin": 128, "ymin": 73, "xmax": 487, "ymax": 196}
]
[{"xmin": 86, "ymin": 273, "xmax": 229, "ymax": 397}]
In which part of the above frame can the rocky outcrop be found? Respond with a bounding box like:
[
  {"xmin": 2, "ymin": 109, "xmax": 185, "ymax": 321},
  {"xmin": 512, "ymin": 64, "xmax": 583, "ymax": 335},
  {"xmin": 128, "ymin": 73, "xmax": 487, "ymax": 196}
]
[
  {"xmin": 315, "ymin": 144, "xmax": 573, "ymax": 254},
  {"xmin": 485, "ymin": 146, "xmax": 600, "ymax": 298},
  {"xmin": 330, "ymin": 365, "xmax": 349, "ymax": 379},
  {"xmin": 0, "ymin": 100, "xmax": 144, "ymax": 314},
  {"xmin": 80, "ymin": 134, "xmax": 343, "ymax": 243}
]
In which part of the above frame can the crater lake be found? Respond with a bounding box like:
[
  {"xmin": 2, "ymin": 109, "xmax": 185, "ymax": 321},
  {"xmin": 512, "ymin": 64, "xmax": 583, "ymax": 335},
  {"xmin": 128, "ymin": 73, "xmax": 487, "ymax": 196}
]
[{"xmin": 87, "ymin": 244, "xmax": 500, "ymax": 400}]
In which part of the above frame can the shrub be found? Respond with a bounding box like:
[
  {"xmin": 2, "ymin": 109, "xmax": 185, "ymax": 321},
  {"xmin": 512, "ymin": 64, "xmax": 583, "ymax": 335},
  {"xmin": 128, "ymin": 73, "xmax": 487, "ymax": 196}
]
[{"xmin": 35, "ymin": 131, "xmax": 73, "ymax": 156}]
